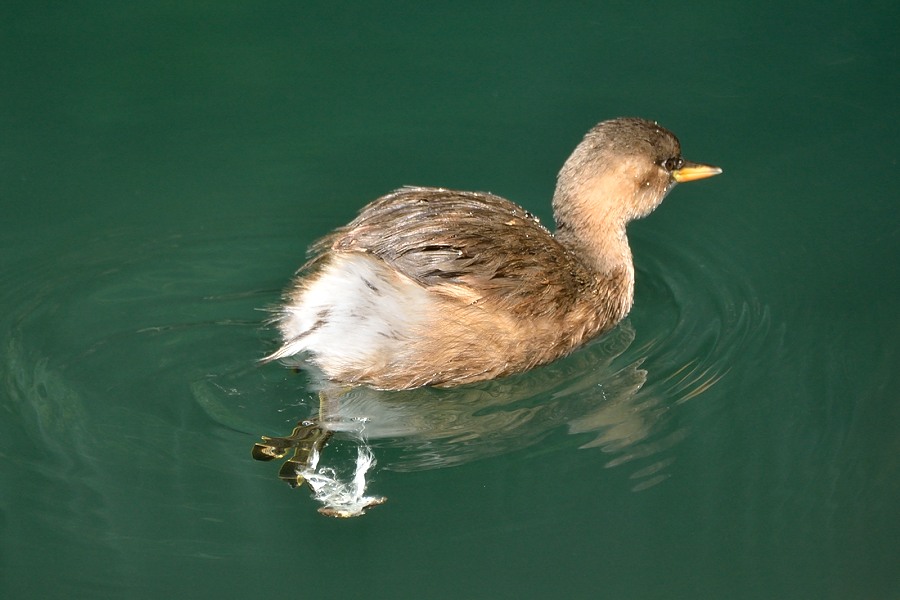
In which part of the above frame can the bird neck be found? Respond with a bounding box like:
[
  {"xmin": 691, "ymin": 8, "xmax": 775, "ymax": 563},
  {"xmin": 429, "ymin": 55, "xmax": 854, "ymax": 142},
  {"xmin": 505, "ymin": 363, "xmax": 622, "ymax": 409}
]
[
  {"xmin": 551, "ymin": 180, "xmax": 637, "ymax": 320},
  {"xmin": 554, "ymin": 217, "xmax": 632, "ymax": 277}
]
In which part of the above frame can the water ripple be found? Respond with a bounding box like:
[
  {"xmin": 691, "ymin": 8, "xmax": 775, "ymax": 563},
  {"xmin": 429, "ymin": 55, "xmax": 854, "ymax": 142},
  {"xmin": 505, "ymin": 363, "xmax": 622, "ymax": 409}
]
[{"xmin": 0, "ymin": 223, "xmax": 776, "ymax": 516}]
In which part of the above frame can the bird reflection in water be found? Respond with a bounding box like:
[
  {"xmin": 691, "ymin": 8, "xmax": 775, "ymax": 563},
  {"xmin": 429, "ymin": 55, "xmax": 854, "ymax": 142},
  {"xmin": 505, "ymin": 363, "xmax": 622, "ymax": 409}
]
[{"xmin": 252, "ymin": 322, "xmax": 710, "ymax": 517}]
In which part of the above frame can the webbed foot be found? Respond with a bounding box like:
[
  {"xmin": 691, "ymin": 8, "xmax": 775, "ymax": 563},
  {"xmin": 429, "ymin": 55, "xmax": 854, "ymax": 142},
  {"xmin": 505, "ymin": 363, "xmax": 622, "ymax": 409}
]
[{"xmin": 252, "ymin": 419, "xmax": 333, "ymax": 488}]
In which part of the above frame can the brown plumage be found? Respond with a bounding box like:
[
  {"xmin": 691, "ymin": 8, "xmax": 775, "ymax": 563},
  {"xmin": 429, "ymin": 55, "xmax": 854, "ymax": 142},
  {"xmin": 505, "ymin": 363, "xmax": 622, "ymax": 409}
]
[{"xmin": 265, "ymin": 117, "xmax": 721, "ymax": 389}]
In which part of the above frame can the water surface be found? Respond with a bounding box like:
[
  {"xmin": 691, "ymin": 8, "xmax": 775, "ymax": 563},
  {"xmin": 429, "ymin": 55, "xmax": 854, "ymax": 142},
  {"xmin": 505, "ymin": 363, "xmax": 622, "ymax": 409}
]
[{"xmin": 2, "ymin": 2, "xmax": 898, "ymax": 598}]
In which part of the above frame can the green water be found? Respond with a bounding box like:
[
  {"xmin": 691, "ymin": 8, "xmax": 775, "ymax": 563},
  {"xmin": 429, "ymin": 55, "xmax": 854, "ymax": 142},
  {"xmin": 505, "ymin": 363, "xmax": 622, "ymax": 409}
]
[{"xmin": 2, "ymin": 2, "xmax": 898, "ymax": 598}]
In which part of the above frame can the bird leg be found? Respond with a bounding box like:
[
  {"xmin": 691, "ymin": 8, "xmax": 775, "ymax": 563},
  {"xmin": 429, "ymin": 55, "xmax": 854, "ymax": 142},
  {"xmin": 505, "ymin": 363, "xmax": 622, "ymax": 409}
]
[{"xmin": 251, "ymin": 391, "xmax": 335, "ymax": 488}]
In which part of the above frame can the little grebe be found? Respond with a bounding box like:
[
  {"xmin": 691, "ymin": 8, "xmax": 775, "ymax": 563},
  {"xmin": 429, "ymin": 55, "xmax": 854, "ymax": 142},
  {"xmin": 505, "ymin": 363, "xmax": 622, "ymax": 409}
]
[{"xmin": 264, "ymin": 117, "xmax": 721, "ymax": 390}]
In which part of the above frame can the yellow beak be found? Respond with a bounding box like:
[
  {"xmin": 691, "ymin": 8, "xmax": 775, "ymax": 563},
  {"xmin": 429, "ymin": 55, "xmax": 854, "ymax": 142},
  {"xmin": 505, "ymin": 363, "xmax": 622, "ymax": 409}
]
[{"xmin": 672, "ymin": 161, "xmax": 723, "ymax": 183}]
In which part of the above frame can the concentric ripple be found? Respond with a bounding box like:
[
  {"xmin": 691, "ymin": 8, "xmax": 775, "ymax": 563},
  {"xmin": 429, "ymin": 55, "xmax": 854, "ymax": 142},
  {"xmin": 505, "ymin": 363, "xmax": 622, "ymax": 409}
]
[{"xmin": 0, "ymin": 221, "xmax": 775, "ymax": 515}]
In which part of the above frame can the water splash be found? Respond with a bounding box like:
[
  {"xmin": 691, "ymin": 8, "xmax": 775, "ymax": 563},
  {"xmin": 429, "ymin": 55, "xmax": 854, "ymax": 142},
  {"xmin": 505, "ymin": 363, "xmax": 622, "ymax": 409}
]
[{"xmin": 300, "ymin": 442, "xmax": 387, "ymax": 518}]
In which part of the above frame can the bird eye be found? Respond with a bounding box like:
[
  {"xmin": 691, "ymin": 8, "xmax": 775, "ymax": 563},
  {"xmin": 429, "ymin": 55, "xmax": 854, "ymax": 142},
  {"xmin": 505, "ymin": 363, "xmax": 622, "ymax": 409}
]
[{"xmin": 662, "ymin": 157, "xmax": 684, "ymax": 171}]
